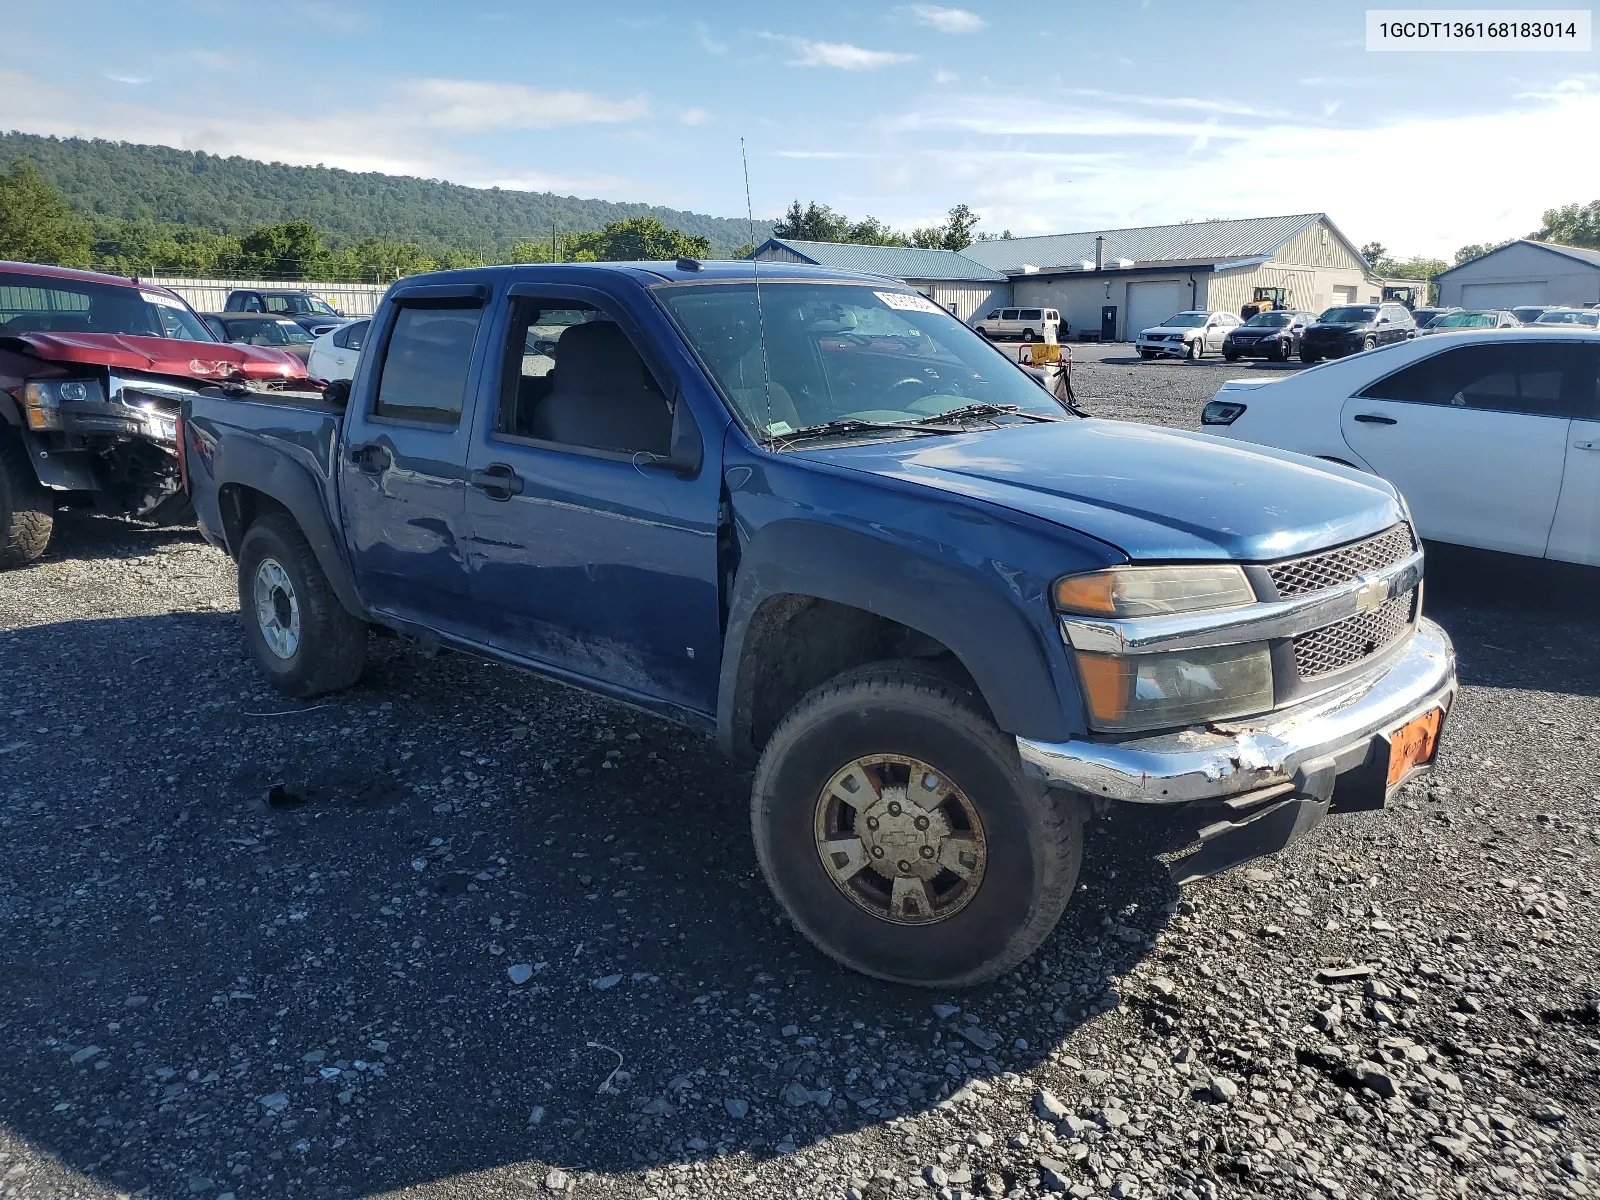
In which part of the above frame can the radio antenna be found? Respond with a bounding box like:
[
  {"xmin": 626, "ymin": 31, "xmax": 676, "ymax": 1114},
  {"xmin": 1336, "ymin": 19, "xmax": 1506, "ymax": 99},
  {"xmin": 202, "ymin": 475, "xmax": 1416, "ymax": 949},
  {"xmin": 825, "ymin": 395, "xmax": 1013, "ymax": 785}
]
[{"xmin": 740, "ymin": 137, "xmax": 775, "ymax": 438}]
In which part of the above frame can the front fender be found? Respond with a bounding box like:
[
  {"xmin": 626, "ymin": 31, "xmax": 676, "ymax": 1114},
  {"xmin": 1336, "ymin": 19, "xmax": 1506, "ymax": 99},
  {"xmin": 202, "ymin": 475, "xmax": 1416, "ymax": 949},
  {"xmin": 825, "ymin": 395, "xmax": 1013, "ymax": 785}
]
[{"xmin": 716, "ymin": 518, "xmax": 1086, "ymax": 756}]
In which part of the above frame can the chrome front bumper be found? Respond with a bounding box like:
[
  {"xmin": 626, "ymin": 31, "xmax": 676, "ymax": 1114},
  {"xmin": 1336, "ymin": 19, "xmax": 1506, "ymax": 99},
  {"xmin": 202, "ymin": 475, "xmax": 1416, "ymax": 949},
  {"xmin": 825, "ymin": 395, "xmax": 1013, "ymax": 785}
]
[{"xmin": 1017, "ymin": 617, "xmax": 1457, "ymax": 805}]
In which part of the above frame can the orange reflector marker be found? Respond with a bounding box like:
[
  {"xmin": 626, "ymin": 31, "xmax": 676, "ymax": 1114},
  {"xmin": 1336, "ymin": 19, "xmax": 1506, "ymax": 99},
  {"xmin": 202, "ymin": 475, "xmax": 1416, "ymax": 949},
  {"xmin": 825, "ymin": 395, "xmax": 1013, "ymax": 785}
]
[
  {"xmin": 1075, "ymin": 652, "xmax": 1134, "ymax": 726},
  {"xmin": 1054, "ymin": 573, "xmax": 1118, "ymax": 615}
]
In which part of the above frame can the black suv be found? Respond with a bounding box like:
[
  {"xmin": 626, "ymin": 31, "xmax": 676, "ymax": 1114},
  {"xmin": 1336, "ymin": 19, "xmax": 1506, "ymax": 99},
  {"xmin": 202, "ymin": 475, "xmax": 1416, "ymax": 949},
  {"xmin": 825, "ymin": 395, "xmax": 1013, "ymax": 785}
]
[
  {"xmin": 1221, "ymin": 309, "xmax": 1315, "ymax": 362},
  {"xmin": 224, "ymin": 289, "xmax": 345, "ymax": 336},
  {"xmin": 1299, "ymin": 302, "xmax": 1415, "ymax": 363}
]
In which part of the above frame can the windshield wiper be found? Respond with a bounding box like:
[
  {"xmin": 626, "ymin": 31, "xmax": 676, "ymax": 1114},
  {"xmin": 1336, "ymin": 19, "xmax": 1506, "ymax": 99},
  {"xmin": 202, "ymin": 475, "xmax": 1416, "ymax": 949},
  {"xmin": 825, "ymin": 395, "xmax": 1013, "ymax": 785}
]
[
  {"xmin": 770, "ymin": 418, "xmax": 958, "ymax": 446},
  {"xmin": 910, "ymin": 402, "xmax": 1061, "ymax": 425}
]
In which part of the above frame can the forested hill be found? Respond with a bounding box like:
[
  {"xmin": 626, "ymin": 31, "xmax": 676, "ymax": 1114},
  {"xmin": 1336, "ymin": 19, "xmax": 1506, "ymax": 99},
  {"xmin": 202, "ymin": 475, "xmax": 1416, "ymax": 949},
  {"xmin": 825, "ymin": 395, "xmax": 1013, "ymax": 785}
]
[{"xmin": 0, "ymin": 132, "xmax": 765, "ymax": 257}]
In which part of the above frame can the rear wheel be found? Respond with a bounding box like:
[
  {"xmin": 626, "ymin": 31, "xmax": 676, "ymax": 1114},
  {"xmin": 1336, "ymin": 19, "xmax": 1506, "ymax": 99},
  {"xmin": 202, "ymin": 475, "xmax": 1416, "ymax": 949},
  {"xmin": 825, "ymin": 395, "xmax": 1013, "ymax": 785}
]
[
  {"xmin": 238, "ymin": 511, "xmax": 367, "ymax": 697},
  {"xmin": 752, "ymin": 661, "xmax": 1084, "ymax": 987},
  {"xmin": 0, "ymin": 428, "xmax": 54, "ymax": 569}
]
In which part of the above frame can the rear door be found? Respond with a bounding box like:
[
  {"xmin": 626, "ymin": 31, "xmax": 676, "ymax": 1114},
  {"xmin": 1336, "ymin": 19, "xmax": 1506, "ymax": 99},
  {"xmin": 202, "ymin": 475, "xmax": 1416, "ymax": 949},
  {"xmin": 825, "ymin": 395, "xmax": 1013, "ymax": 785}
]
[
  {"xmin": 338, "ymin": 285, "xmax": 491, "ymax": 639},
  {"xmin": 459, "ymin": 283, "xmax": 724, "ymax": 714},
  {"xmin": 1547, "ymin": 344, "xmax": 1600, "ymax": 565},
  {"xmin": 1340, "ymin": 340, "xmax": 1581, "ymax": 556}
]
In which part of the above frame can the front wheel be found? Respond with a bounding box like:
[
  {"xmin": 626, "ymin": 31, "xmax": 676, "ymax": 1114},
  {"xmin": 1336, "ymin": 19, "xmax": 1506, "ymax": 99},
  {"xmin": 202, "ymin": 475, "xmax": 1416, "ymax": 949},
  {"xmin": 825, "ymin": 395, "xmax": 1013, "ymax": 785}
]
[
  {"xmin": 1021, "ymin": 329, "xmax": 1035, "ymax": 343},
  {"xmin": 1362, "ymin": 335, "xmax": 1377, "ymax": 352},
  {"xmin": 0, "ymin": 429, "xmax": 54, "ymax": 569},
  {"xmin": 238, "ymin": 511, "xmax": 367, "ymax": 697},
  {"xmin": 1138, "ymin": 349, "xmax": 1154, "ymax": 360},
  {"xmin": 752, "ymin": 661, "xmax": 1084, "ymax": 988},
  {"xmin": 1187, "ymin": 337, "xmax": 1203, "ymax": 360},
  {"xmin": 975, "ymin": 327, "xmax": 988, "ymax": 339},
  {"xmin": 1300, "ymin": 349, "xmax": 1321, "ymax": 363},
  {"xmin": 1223, "ymin": 351, "xmax": 1240, "ymax": 362}
]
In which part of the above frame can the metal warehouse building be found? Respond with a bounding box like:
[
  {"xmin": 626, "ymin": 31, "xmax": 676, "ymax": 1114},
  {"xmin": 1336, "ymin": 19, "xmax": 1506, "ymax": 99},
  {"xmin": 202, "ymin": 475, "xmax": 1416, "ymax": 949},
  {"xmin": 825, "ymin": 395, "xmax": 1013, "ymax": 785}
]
[
  {"xmin": 959, "ymin": 214, "xmax": 1384, "ymax": 341},
  {"xmin": 748, "ymin": 238, "xmax": 1010, "ymax": 321},
  {"xmin": 1433, "ymin": 239, "xmax": 1600, "ymax": 310}
]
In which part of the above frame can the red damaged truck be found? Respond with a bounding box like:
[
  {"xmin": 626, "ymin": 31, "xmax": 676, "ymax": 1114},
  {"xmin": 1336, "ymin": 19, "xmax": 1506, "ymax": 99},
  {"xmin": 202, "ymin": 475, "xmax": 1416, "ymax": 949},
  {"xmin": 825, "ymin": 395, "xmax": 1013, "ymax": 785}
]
[{"xmin": 0, "ymin": 262, "xmax": 310, "ymax": 566}]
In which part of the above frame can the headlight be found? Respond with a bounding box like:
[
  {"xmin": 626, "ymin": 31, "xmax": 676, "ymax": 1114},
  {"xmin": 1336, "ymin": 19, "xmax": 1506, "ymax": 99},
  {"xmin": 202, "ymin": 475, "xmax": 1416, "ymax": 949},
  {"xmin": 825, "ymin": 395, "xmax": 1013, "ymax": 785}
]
[
  {"xmin": 1053, "ymin": 564, "xmax": 1255, "ymax": 617},
  {"xmin": 1202, "ymin": 400, "xmax": 1247, "ymax": 426},
  {"xmin": 1075, "ymin": 642, "xmax": 1274, "ymax": 732},
  {"xmin": 21, "ymin": 379, "xmax": 104, "ymax": 430}
]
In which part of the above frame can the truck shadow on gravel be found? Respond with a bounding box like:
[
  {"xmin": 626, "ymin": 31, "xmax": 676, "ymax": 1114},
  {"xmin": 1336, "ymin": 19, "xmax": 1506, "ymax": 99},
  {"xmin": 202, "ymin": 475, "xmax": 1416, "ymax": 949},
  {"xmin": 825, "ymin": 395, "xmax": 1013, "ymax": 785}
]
[
  {"xmin": 0, "ymin": 610, "xmax": 1181, "ymax": 1197},
  {"xmin": 34, "ymin": 512, "xmax": 210, "ymax": 563}
]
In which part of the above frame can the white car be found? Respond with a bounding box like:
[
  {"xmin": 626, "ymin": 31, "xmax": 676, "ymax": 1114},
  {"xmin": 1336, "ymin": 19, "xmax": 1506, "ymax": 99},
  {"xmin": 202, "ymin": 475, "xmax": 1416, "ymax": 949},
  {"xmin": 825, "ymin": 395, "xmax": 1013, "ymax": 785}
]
[
  {"xmin": 1202, "ymin": 328, "xmax": 1600, "ymax": 564},
  {"xmin": 973, "ymin": 306, "xmax": 1061, "ymax": 342},
  {"xmin": 306, "ymin": 318, "xmax": 370, "ymax": 382},
  {"xmin": 1136, "ymin": 310, "xmax": 1241, "ymax": 360}
]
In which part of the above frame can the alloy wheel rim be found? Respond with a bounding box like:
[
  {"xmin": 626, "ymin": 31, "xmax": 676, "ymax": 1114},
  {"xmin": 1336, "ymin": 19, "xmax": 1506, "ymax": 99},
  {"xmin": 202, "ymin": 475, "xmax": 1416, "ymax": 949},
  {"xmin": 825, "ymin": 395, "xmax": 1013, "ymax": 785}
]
[
  {"xmin": 813, "ymin": 754, "xmax": 987, "ymax": 926},
  {"xmin": 253, "ymin": 558, "xmax": 301, "ymax": 660}
]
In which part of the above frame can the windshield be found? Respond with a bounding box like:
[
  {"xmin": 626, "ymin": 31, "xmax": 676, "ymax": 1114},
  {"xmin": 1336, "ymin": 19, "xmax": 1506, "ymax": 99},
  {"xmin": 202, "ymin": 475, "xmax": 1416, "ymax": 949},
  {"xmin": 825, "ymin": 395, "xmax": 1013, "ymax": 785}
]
[
  {"xmin": 1536, "ymin": 310, "xmax": 1599, "ymax": 326},
  {"xmin": 1160, "ymin": 313, "xmax": 1208, "ymax": 328},
  {"xmin": 1319, "ymin": 306, "xmax": 1378, "ymax": 323},
  {"xmin": 0, "ymin": 273, "xmax": 216, "ymax": 342},
  {"xmin": 659, "ymin": 281, "xmax": 1065, "ymax": 439},
  {"xmin": 1243, "ymin": 311, "xmax": 1293, "ymax": 328},
  {"xmin": 228, "ymin": 319, "xmax": 314, "ymax": 346},
  {"xmin": 1434, "ymin": 312, "xmax": 1497, "ymax": 328}
]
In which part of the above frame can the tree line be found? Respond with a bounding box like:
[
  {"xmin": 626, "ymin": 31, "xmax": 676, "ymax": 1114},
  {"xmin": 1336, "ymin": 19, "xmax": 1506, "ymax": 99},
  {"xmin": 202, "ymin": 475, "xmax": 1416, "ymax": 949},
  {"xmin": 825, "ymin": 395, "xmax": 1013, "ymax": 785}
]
[
  {"xmin": 1360, "ymin": 200, "xmax": 1600, "ymax": 298},
  {"xmin": 0, "ymin": 161, "xmax": 718, "ymax": 281},
  {"xmin": 772, "ymin": 200, "xmax": 1008, "ymax": 251}
]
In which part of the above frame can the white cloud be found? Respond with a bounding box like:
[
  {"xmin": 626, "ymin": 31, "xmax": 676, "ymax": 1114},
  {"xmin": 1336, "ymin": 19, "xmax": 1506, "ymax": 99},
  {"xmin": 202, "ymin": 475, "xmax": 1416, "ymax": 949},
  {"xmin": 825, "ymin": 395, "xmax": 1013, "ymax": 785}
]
[
  {"xmin": 878, "ymin": 81, "xmax": 1600, "ymax": 254},
  {"xmin": 403, "ymin": 79, "xmax": 649, "ymax": 131},
  {"xmin": 696, "ymin": 21, "xmax": 728, "ymax": 53},
  {"xmin": 0, "ymin": 67, "xmax": 654, "ymax": 192},
  {"xmin": 764, "ymin": 34, "xmax": 916, "ymax": 70},
  {"xmin": 105, "ymin": 74, "xmax": 150, "ymax": 85},
  {"xmin": 680, "ymin": 107, "xmax": 710, "ymax": 125},
  {"xmin": 906, "ymin": 5, "xmax": 986, "ymax": 33},
  {"xmin": 934, "ymin": 69, "xmax": 958, "ymax": 84}
]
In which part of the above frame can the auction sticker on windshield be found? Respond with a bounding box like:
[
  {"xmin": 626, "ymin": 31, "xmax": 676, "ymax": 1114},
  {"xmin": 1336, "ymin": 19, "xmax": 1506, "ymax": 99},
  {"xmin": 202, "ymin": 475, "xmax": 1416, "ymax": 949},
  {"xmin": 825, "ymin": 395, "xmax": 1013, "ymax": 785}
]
[{"xmin": 876, "ymin": 291, "xmax": 946, "ymax": 315}]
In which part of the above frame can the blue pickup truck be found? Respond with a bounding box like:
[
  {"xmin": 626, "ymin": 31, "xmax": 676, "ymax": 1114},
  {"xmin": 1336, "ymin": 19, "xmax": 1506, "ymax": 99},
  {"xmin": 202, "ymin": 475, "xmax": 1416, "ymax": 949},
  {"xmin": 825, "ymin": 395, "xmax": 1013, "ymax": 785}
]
[{"xmin": 180, "ymin": 260, "xmax": 1458, "ymax": 987}]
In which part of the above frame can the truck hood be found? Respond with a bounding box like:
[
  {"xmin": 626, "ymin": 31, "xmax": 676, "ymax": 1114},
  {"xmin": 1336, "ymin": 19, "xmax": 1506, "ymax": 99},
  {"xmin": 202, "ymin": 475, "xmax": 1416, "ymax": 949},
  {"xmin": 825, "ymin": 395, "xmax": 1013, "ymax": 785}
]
[
  {"xmin": 795, "ymin": 418, "xmax": 1404, "ymax": 561},
  {"xmin": 7, "ymin": 331, "xmax": 306, "ymax": 382}
]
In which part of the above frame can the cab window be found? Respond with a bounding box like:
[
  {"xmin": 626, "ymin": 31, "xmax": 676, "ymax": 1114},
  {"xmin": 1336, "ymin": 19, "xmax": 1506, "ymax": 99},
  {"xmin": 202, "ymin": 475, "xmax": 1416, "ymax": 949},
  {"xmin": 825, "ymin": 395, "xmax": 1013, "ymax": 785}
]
[{"xmin": 372, "ymin": 303, "xmax": 485, "ymax": 425}]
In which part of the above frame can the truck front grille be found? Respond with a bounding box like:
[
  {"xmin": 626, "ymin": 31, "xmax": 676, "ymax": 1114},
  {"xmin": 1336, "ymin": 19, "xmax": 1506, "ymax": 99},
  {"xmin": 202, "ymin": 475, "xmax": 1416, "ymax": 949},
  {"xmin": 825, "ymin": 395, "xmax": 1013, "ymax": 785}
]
[
  {"xmin": 1293, "ymin": 589, "xmax": 1416, "ymax": 678},
  {"xmin": 1267, "ymin": 523, "xmax": 1416, "ymax": 598}
]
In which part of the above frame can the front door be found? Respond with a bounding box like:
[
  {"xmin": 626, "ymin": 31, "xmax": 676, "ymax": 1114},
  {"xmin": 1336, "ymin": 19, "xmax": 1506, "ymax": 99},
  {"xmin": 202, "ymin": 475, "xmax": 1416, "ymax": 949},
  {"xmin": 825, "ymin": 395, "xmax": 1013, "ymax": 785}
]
[
  {"xmin": 339, "ymin": 294, "xmax": 490, "ymax": 639},
  {"xmin": 461, "ymin": 290, "xmax": 724, "ymax": 715},
  {"xmin": 1547, "ymin": 346, "xmax": 1600, "ymax": 565},
  {"xmin": 1341, "ymin": 340, "xmax": 1583, "ymax": 557}
]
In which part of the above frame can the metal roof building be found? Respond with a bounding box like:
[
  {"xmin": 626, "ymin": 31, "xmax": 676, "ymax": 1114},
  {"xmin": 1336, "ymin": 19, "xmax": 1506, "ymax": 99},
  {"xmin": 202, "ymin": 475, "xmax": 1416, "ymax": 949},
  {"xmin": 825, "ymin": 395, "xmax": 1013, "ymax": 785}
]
[
  {"xmin": 749, "ymin": 237, "xmax": 1009, "ymax": 321},
  {"xmin": 1433, "ymin": 239, "xmax": 1600, "ymax": 310}
]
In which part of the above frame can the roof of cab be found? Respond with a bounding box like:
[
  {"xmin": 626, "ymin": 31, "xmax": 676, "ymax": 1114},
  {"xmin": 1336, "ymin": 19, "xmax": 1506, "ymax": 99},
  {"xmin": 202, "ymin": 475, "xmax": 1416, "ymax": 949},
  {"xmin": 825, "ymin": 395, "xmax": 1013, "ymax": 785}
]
[
  {"xmin": 497, "ymin": 259, "xmax": 907, "ymax": 286},
  {"xmin": 0, "ymin": 259, "xmax": 149, "ymax": 289}
]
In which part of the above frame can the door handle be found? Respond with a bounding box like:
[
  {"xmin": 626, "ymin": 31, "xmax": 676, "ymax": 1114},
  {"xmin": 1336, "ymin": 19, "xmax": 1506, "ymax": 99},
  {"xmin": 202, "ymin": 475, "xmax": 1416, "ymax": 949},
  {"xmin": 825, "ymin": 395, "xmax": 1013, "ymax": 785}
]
[
  {"xmin": 1352, "ymin": 414, "xmax": 1398, "ymax": 425},
  {"xmin": 470, "ymin": 463, "xmax": 524, "ymax": 500},
  {"xmin": 1576, "ymin": 440, "xmax": 1600, "ymax": 451},
  {"xmin": 348, "ymin": 442, "xmax": 390, "ymax": 472}
]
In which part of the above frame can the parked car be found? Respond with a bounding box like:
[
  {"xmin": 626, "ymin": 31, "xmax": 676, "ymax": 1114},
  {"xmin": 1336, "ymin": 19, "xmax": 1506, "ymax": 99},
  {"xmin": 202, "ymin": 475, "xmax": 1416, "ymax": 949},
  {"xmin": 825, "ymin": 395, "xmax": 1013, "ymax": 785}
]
[
  {"xmin": 181, "ymin": 261, "xmax": 1457, "ymax": 987},
  {"xmin": 1298, "ymin": 303, "xmax": 1416, "ymax": 363},
  {"xmin": 204, "ymin": 313, "xmax": 317, "ymax": 362},
  {"xmin": 1418, "ymin": 309, "xmax": 1520, "ymax": 334},
  {"xmin": 306, "ymin": 318, "xmax": 370, "ymax": 382},
  {"xmin": 1202, "ymin": 329, "xmax": 1600, "ymax": 564},
  {"xmin": 224, "ymin": 289, "xmax": 346, "ymax": 335},
  {"xmin": 1512, "ymin": 305, "xmax": 1553, "ymax": 325},
  {"xmin": 1135, "ymin": 310, "xmax": 1242, "ymax": 360},
  {"xmin": 1410, "ymin": 307, "xmax": 1459, "ymax": 328},
  {"xmin": 1534, "ymin": 308, "xmax": 1600, "ymax": 328},
  {"xmin": 1221, "ymin": 310, "xmax": 1316, "ymax": 362},
  {"xmin": 0, "ymin": 261, "xmax": 309, "ymax": 566},
  {"xmin": 973, "ymin": 306, "xmax": 1061, "ymax": 342}
]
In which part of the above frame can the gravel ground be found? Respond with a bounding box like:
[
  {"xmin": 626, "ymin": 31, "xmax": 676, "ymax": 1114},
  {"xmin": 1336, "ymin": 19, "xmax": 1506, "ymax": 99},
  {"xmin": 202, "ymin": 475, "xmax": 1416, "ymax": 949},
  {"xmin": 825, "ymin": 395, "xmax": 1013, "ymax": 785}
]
[{"xmin": 1, "ymin": 361, "xmax": 1597, "ymax": 1200}]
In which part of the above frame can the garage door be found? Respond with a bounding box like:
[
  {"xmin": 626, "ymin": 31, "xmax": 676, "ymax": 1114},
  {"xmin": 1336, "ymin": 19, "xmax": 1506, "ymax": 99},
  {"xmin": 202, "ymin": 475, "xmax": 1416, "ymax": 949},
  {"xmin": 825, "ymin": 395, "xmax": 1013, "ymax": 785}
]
[
  {"xmin": 1124, "ymin": 281, "xmax": 1186, "ymax": 341},
  {"xmin": 1461, "ymin": 281, "xmax": 1547, "ymax": 309}
]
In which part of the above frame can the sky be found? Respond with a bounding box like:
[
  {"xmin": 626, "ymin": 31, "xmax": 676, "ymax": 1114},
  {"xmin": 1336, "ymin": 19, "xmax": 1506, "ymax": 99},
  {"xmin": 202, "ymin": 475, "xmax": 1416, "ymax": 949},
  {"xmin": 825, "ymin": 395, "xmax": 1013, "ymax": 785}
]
[{"xmin": 3, "ymin": 1, "xmax": 1599, "ymax": 258}]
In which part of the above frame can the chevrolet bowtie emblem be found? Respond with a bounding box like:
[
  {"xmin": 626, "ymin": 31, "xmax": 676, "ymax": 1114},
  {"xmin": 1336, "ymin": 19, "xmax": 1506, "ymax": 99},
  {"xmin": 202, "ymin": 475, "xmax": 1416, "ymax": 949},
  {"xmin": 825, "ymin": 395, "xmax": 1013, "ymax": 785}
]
[{"xmin": 1354, "ymin": 575, "xmax": 1388, "ymax": 614}]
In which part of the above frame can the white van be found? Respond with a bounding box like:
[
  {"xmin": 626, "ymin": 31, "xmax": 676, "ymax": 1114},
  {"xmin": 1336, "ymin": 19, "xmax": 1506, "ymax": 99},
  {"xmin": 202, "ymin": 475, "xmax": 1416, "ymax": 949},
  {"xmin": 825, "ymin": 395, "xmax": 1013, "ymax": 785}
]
[{"xmin": 973, "ymin": 306, "xmax": 1060, "ymax": 342}]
